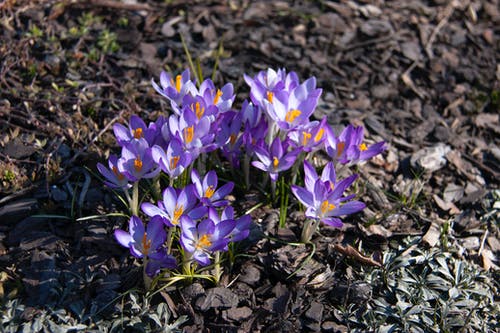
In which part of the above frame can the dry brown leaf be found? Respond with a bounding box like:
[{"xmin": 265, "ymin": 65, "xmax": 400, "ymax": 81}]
[{"xmin": 332, "ymin": 244, "xmax": 382, "ymax": 267}]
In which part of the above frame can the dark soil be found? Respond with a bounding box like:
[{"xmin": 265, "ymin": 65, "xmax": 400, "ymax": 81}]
[{"xmin": 0, "ymin": 0, "xmax": 499, "ymax": 332}]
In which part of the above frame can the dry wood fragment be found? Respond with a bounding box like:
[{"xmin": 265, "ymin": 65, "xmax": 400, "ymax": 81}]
[{"xmin": 332, "ymin": 244, "xmax": 382, "ymax": 267}]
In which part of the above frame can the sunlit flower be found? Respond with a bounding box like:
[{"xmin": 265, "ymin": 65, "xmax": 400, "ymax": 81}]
[
  {"xmin": 117, "ymin": 139, "xmax": 159, "ymax": 182},
  {"xmin": 191, "ymin": 169, "xmax": 234, "ymax": 207},
  {"xmin": 198, "ymin": 79, "xmax": 235, "ymax": 113},
  {"xmin": 252, "ymin": 136, "xmax": 302, "ymax": 182},
  {"xmin": 180, "ymin": 216, "xmax": 235, "ymax": 266},
  {"xmin": 113, "ymin": 115, "xmax": 158, "ymax": 147},
  {"xmin": 288, "ymin": 117, "xmax": 328, "ymax": 152},
  {"xmin": 152, "ymin": 69, "xmax": 198, "ymax": 107},
  {"xmin": 325, "ymin": 124, "xmax": 386, "ymax": 165},
  {"xmin": 141, "ymin": 185, "xmax": 207, "ymax": 227},
  {"xmin": 291, "ymin": 162, "xmax": 365, "ymax": 227},
  {"xmin": 152, "ymin": 138, "xmax": 193, "ymax": 180},
  {"xmin": 114, "ymin": 216, "xmax": 176, "ymax": 276},
  {"xmin": 97, "ymin": 154, "xmax": 131, "ymax": 189}
]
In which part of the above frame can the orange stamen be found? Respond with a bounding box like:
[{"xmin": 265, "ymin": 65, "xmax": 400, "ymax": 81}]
[
  {"xmin": 359, "ymin": 143, "xmax": 367, "ymax": 151},
  {"xmin": 175, "ymin": 75, "xmax": 182, "ymax": 92},
  {"xmin": 285, "ymin": 109, "xmax": 301, "ymax": 123},
  {"xmin": 273, "ymin": 157, "xmax": 279, "ymax": 169},
  {"xmin": 229, "ymin": 133, "xmax": 237, "ymax": 145},
  {"xmin": 213, "ymin": 89, "xmax": 223, "ymax": 104},
  {"xmin": 183, "ymin": 126, "xmax": 194, "ymax": 144},
  {"xmin": 320, "ymin": 200, "xmax": 336, "ymax": 215},
  {"xmin": 170, "ymin": 156, "xmax": 180, "ymax": 170},
  {"xmin": 314, "ymin": 128, "xmax": 324, "ymax": 142},
  {"xmin": 134, "ymin": 157, "xmax": 143, "ymax": 172},
  {"xmin": 133, "ymin": 127, "xmax": 143, "ymax": 139},
  {"xmin": 142, "ymin": 233, "xmax": 152, "ymax": 255},
  {"xmin": 112, "ymin": 166, "xmax": 124, "ymax": 180},
  {"xmin": 336, "ymin": 142, "xmax": 345, "ymax": 157},
  {"xmin": 197, "ymin": 234, "xmax": 212, "ymax": 249},
  {"xmin": 302, "ymin": 131, "xmax": 312, "ymax": 146},
  {"xmin": 204, "ymin": 185, "xmax": 215, "ymax": 199},
  {"xmin": 266, "ymin": 91, "xmax": 273, "ymax": 103},
  {"xmin": 195, "ymin": 102, "xmax": 205, "ymax": 119},
  {"xmin": 172, "ymin": 204, "xmax": 184, "ymax": 225}
]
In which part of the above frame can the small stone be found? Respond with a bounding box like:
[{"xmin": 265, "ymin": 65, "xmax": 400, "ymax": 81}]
[
  {"xmin": 183, "ymin": 283, "xmax": 205, "ymax": 303},
  {"xmin": 410, "ymin": 143, "xmax": 451, "ymax": 173},
  {"xmin": 195, "ymin": 287, "xmax": 239, "ymax": 311},
  {"xmin": 487, "ymin": 236, "xmax": 500, "ymax": 252},
  {"xmin": 223, "ymin": 306, "xmax": 252, "ymax": 322},
  {"xmin": 304, "ymin": 301, "xmax": 323, "ymax": 323},
  {"xmin": 238, "ymin": 263, "xmax": 261, "ymax": 286},
  {"xmin": 460, "ymin": 237, "xmax": 480, "ymax": 250}
]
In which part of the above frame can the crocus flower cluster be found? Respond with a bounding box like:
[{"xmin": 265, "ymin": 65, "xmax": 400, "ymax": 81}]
[{"xmin": 100, "ymin": 67, "xmax": 386, "ymax": 282}]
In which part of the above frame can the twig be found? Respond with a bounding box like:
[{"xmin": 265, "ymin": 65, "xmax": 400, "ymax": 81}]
[
  {"xmin": 332, "ymin": 244, "xmax": 382, "ymax": 267},
  {"xmin": 477, "ymin": 229, "xmax": 488, "ymax": 257},
  {"xmin": 68, "ymin": 109, "xmax": 126, "ymax": 165},
  {"xmin": 425, "ymin": 0, "xmax": 460, "ymax": 59}
]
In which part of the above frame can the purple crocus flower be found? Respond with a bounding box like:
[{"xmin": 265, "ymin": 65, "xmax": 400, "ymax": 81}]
[
  {"xmin": 168, "ymin": 107, "xmax": 216, "ymax": 157},
  {"xmin": 179, "ymin": 216, "xmax": 235, "ymax": 266},
  {"xmin": 191, "ymin": 169, "xmax": 234, "ymax": 207},
  {"xmin": 117, "ymin": 139, "xmax": 159, "ymax": 182},
  {"xmin": 263, "ymin": 77, "xmax": 322, "ymax": 131},
  {"xmin": 113, "ymin": 115, "xmax": 158, "ymax": 147},
  {"xmin": 244, "ymin": 68, "xmax": 299, "ymax": 109},
  {"xmin": 215, "ymin": 111, "xmax": 244, "ymax": 166},
  {"xmin": 97, "ymin": 154, "xmax": 131, "ymax": 189},
  {"xmin": 291, "ymin": 162, "xmax": 365, "ymax": 227},
  {"xmin": 152, "ymin": 69, "xmax": 198, "ymax": 107},
  {"xmin": 252, "ymin": 136, "xmax": 302, "ymax": 182},
  {"xmin": 114, "ymin": 216, "xmax": 176, "ymax": 276},
  {"xmin": 325, "ymin": 124, "xmax": 386, "ymax": 165},
  {"xmin": 141, "ymin": 185, "xmax": 207, "ymax": 227},
  {"xmin": 208, "ymin": 206, "xmax": 251, "ymax": 243},
  {"xmin": 288, "ymin": 117, "xmax": 327, "ymax": 152},
  {"xmin": 151, "ymin": 138, "xmax": 193, "ymax": 180},
  {"xmin": 198, "ymin": 79, "xmax": 235, "ymax": 113}
]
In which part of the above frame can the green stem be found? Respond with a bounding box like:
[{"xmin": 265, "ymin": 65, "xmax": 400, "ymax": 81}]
[
  {"xmin": 182, "ymin": 252, "xmax": 193, "ymax": 276},
  {"xmin": 143, "ymin": 258, "xmax": 152, "ymax": 290},
  {"xmin": 301, "ymin": 218, "xmax": 319, "ymax": 243},
  {"xmin": 130, "ymin": 182, "xmax": 139, "ymax": 216},
  {"xmin": 152, "ymin": 174, "xmax": 162, "ymax": 202},
  {"xmin": 214, "ymin": 251, "xmax": 222, "ymax": 285},
  {"xmin": 166, "ymin": 227, "xmax": 175, "ymax": 255},
  {"xmin": 279, "ymin": 176, "xmax": 289, "ymax": 228}
]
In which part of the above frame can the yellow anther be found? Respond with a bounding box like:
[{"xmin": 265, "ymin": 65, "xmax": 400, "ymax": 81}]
[
  {"xmin": 302, "ymin": 131, "xmax": 312, "ymax": 146},
  {"xmin": 183, "ymin": 126, "xmax": 194, "ymax": 144},
  {"xmin": 266, "ymin": 91, "xmax": 274, "ymax": 103},
  {"xmin": 197, "ymin": 234, "xmax": 212, "ymax": 249},
  {"xmin": 172, "ymin": 204, "xmax": 184, "ymax": 225},
  {"xmin": 142, "ymin": 233, "xmax": 152, "ymax": 255},
  {"xmin": 133, "ymin": 127, "xmax": 143, "ymax": 139},
  {"xmin": 195, "ymin": 102, "xmax": 205, "ymax": 119},
  {"xmin": 320, "ymin": 200, "xmax": 336, "ymax": 215},
  {"xmin": 134, "ymin": 157, "xmax": 143, "ymax": 172},
  {"xmin": 204, "ymin": 185, "xmax": 215, "ymax": 199},
  {"xmin": 213, "ymin": 89, "xmax": 223, "ymax": 104},
  {"xmin": 175, "ymin": 75, "xmax": 182, "ymax": 92},
  {"xmin": 229, "ymin": 133, "xmax": 237, "ymax": 145},
  {"xmin": 314, "ymin": 128, "xmax": 324, "ymax": 142},
  {"xmin": 170, "ymin": 156, "xmax": 180, "ymax": 170},
  {"xmin": 336, "ymin": 142, "xmax": 345, "ymax": 157},
  {"xmin": 359, "ymin": 143, "xmax": 368, "ymax": 151},
  {"xmin": 112, "ymin": 166, "xmax": 124, "ymax": 180},
  {"xmin": 285, "ymin": 109, "xmax": 301, "ymax": 123},
  {"xmin": 273, "ymin": 157, "xmax": 279, "ymax": 169}
]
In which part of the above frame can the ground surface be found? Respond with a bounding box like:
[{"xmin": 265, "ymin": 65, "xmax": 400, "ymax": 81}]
[{"xmin": 0, "ymin": 0, "xmax": 499, "ymax": 332}]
